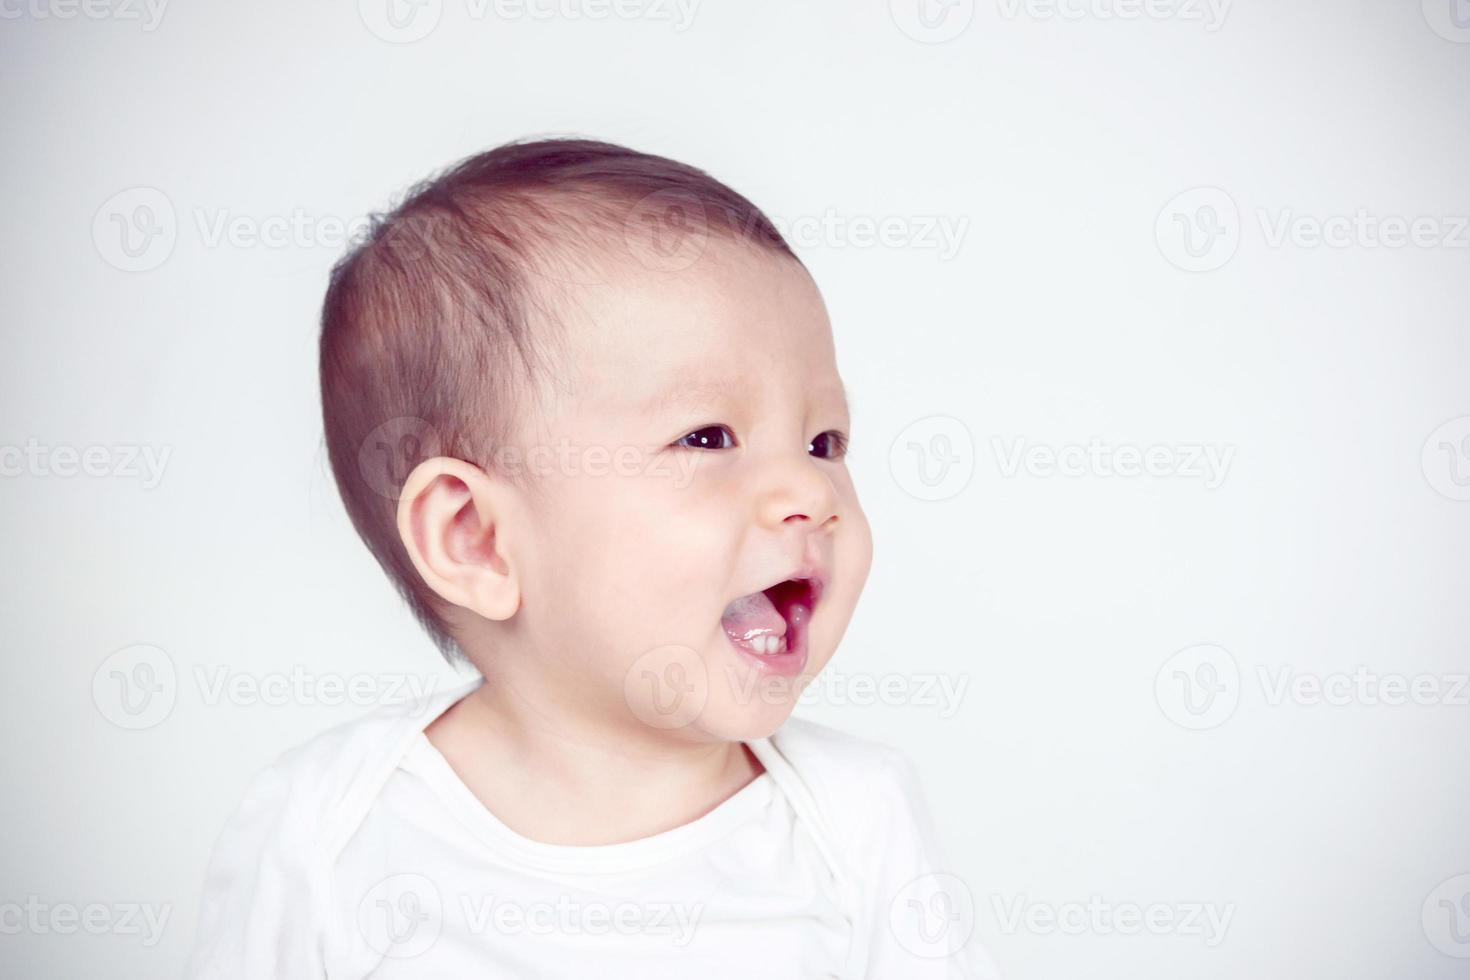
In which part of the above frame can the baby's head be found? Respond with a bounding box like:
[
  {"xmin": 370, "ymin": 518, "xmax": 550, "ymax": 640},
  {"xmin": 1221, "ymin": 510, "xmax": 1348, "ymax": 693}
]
[{"xmin": 320, "ymin": 139, "xmax": 871, "ymax": 742}]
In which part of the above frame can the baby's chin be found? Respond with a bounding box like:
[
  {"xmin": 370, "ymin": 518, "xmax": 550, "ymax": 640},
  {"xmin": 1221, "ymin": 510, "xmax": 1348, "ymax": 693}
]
[
  {"xmin": 692, "ymin": 653, "xmax": 834, "ymax": 743},
  {"xmin": 687, "ymin": 692, "xmax": 803, "ymax": 743},
  {"xmin": 614, "ymin": 604, "xmax": 841, "ymax": 743}
]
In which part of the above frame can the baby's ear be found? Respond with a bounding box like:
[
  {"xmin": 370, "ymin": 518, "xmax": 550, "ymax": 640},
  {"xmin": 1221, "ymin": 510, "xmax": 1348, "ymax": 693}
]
[{"xmin": 396, "ymin": 457, "xmax": 520, "ymax": 622}]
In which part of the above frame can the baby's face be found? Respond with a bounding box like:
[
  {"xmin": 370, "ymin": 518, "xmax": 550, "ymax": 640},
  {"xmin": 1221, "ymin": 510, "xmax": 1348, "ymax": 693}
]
[{"xmin": 510, "ymin": 242, "xmax": 871, "ymax": 742}]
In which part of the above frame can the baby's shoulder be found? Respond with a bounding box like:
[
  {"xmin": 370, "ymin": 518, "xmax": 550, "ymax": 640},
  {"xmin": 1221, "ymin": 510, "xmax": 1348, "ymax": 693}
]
[
  {"xmin": 215, "ymin": 684, "xmax": 471, "ymax": 860},
  {"xmin": 188, "ymin": 686, "xmax": 478, "ymax": 977}
]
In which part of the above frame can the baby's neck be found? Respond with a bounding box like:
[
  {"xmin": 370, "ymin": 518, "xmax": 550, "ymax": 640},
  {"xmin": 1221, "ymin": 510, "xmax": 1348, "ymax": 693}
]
[{"xmin": 424, "ymin": 680, "xmax": 765, "ymax": 847}]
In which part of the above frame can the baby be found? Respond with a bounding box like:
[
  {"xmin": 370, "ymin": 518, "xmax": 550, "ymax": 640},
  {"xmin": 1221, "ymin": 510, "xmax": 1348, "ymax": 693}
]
[{"xmin": 187, "ymin": 138, "xmax": 999, "ymax": 979}]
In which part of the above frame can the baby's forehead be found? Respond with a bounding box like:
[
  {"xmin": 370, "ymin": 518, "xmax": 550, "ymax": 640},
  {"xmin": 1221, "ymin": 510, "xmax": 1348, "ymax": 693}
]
[
  {"xmin": 550, "ymin": 240, "xmax": 826, "ymax": 363},
  {"xmin": 552, "ymin": 249, "xmax": 829, "ymax": 387},
  {"xmin": 551, "ymin": 293, "xmax": 844, "ymax": 433}
]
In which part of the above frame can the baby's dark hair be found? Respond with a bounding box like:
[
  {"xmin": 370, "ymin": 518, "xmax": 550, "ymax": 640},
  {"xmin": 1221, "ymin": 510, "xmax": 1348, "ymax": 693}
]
[{"xmin": 319, "ymin": 137, "xmax": 801, "ymax": 663}]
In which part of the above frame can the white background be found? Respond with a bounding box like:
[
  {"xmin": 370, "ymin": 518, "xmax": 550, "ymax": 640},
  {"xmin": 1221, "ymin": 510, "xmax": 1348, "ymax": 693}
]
[{"xmin": 2, "ymin": 1, "xmax": 1468, "ymax": 978}]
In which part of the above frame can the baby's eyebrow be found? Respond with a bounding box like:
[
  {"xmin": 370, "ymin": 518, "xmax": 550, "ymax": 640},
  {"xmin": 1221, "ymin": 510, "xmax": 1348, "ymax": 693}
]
[
  {"xmin": 638, "ymin": 379, "xmax": 729, "ymax": 415},
  {"xmin": 638, "ymin": 378, "xmax": 851, "ymax": 418}
]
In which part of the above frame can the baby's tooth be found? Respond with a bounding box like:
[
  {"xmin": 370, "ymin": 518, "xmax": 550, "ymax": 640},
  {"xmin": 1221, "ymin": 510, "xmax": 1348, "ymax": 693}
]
[{"xmin": 740, "ymin": 634, "xmax": 787, "ymax": 656}]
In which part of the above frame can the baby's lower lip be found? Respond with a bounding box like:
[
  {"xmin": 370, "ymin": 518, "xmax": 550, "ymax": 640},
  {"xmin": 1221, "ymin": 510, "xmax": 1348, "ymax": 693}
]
[{"xmin": 723, "ymin": 599, "xmax": 811, "ymax": 677}]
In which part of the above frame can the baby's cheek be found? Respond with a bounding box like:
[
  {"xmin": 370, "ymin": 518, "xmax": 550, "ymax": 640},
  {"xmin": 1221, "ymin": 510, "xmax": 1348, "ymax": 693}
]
[{"xmin": 843, "ymin": 493, "xmax": 874, "ymax": 593}]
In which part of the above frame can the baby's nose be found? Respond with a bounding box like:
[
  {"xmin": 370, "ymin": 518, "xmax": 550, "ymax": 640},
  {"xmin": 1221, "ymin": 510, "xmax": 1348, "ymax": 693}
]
[{"xmin": 756, "ymin": 455, "xmax": 840, "ymax": 531}]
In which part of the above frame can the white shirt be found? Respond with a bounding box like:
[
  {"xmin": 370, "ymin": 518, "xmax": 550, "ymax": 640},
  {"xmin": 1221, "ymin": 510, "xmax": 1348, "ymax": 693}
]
[{"xmin": 186, "ymin": 677, "xmax": 1001, "ymax": 979}]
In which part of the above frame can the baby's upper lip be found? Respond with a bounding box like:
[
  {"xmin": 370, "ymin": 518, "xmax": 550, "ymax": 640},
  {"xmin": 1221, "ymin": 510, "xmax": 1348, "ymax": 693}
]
[{"xmin": 737, "ymin": 564, "xmax": 826, "ymax": 606}]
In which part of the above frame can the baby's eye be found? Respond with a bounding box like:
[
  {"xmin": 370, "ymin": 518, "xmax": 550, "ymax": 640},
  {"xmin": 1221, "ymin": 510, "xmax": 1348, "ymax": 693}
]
[
  {"xmin": 809, "ymin": 430, "xmax": 849, "ymax": 460},
  {"xmin": 672, "ymin": 425, "xmax": 736, "ymax": 450}
]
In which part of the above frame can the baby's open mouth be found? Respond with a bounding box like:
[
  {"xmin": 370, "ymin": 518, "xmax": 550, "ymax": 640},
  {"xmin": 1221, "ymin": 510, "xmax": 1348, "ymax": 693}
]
[{"xmin": 720, "ymin": 577, "xmax": 821, "ymax": 658}]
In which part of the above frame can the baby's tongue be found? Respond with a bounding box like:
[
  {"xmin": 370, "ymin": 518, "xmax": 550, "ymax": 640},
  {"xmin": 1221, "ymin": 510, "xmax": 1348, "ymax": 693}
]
[{"xmin": 721, "ymin": 590, "xmax": 787, "ymax": 641}]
